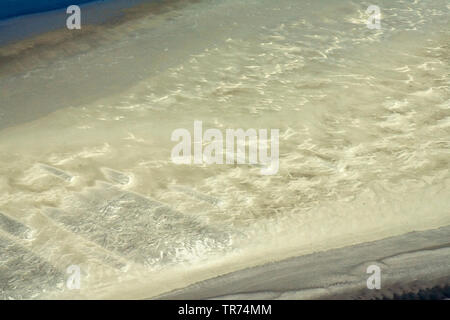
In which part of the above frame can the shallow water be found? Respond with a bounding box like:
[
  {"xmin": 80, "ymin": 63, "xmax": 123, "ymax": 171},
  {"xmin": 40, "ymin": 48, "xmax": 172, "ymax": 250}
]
[{"xmin": 0, "ymin": 0, "xmax": 449, "ymax": 299}]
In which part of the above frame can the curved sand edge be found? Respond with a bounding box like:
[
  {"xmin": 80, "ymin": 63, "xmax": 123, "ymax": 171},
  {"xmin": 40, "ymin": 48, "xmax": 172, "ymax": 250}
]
[{"xmin": 155, "ymin": 225, "xmax": 450, "ymax": 300}]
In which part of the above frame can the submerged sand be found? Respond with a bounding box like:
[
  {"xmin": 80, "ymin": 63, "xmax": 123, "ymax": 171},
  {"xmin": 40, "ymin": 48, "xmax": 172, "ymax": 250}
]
[{"xmin": 0, "ymin": 0, "xmax": 449, "ymax": 299}]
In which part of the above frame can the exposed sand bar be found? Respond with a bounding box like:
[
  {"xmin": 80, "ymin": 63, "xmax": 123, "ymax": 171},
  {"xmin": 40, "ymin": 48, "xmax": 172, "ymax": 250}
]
[{"xmin": 157, "ymin": 225, "xmax": 450, "ymax": 300}]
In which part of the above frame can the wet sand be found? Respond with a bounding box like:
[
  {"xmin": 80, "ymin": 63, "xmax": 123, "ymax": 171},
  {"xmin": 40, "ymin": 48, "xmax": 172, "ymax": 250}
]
[
  {"xmin": 156, "ymin": 225, "xmax": 450, "ymax": 300},
  {"xmin": 0, "ymin": 0, "xmax": 202, "ymax": 129}
]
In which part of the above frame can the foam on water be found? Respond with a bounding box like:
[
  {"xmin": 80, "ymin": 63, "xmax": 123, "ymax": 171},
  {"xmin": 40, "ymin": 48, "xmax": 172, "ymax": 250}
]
[{"xmin": 0, "ymin": 0, "xmax": 449, "ymax": 299}]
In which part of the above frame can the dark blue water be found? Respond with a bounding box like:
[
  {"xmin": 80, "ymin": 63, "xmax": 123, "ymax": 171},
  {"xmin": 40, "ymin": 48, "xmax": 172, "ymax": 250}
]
[{"xmin": 0, "ymin": 0, "xmax": 101, "ymax": 20}]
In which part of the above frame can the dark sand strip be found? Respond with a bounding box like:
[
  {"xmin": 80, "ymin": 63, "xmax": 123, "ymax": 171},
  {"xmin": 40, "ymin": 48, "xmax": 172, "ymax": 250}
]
[{"xmin": 156, "ymin": 225, "xmax": 450, "ymax": 300}]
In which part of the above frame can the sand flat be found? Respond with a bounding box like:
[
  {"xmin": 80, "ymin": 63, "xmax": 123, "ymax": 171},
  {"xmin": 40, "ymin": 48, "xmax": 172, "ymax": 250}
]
[{"xmin": 0, "ymin": 0, "xmax": 449, "ymax": 299}]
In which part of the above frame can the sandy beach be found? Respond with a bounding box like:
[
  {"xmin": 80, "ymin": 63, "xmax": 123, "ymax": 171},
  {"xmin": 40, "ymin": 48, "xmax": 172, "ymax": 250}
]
[{"xmin": 157, "ymin": 226, "xmax": 450, "ymax": 300}]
